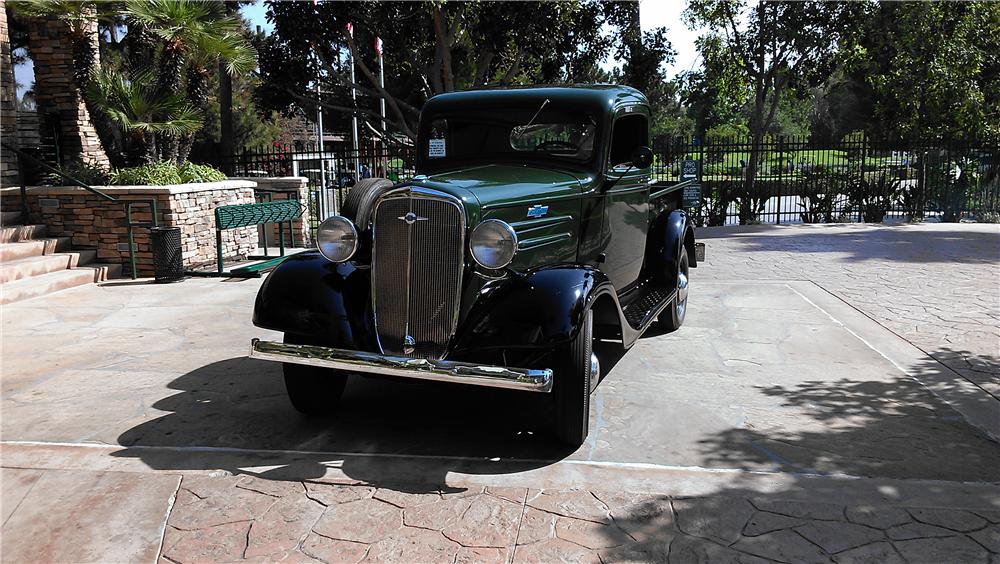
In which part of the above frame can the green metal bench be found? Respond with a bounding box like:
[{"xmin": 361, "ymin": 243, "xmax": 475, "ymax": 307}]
[{"xmin": 206, "ymin": 200, "xmax": 304, "ymax": 277}]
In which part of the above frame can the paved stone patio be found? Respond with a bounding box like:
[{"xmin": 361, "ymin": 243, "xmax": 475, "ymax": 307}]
[
  {"xmin": 1, "ymin": 222, "xmax": 998, "ymax": 563},
  {"xmin": 149, "ymin": 474, "xmax": 998, "ymax": 563},
  {"xmin": 699, "ymin": 223, "xmax": 1000, "ymax": 399}
]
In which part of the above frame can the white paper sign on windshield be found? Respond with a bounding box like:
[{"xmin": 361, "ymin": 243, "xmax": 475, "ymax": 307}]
[{"xmin": 428, "ymin": 138, "xmax": 446, "ymax": 158}]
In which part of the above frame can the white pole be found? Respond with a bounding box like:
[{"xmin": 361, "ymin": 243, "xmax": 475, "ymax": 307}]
[
  {"xmin": 378, "ymin": 36, "xmax": 386, "ymax": 177},
  {"xmin": 317, "ymin": 84, "xmax": 329, "ymax": 217},
  {"xmin": 378, "ymin": 39, "xmax": 386, "ymax": 132},
  {"xmin": 348, "ymin": 24, "xmax": 360, "ymax": 185}
]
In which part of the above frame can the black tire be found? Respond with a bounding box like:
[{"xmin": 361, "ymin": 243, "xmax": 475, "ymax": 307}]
[
  {"xmin": 282, "ymin": 333, "xmax": 347, "ymax": 416},
  {"xmin": 340, "ymin": 177, "xmax": 394, "ymax": 230},
  {"xmin": 552, "ymin": 309, "xmax": 594, "ymax": 447},
  {"xmin": 658, "ymin": 248, "xmax": 690, "ymax": 332}
]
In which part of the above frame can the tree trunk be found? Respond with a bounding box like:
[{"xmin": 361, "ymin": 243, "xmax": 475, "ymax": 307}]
[
  {"xmin": 219, "ymin": 59, "xmax": 234, "ymax": 172},
  {"xmin": 432, "ymin": 5, "xmax": 455, "ymax": 92},
  {"xmin": 68, "ymin": 8, "xmax": 125, "ymax": 168},
  {"xmin": 178, "ymin": 65, "xmax": 210, "ymax": 163}
]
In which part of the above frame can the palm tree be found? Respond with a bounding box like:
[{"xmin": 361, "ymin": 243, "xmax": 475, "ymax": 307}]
[
  {"xmin": 124, "ymin": 0, "xmax": 254, "ymax": 162},
  {"xmin": 88, "ymin": 67, "xmax": 201, "ymax": 165},
  {"xmin": 178, "ymin": 30, "xmax": 256, "ymax": 162}
]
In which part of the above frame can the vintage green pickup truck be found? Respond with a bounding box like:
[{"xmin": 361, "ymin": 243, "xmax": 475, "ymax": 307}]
[{"xmin": 250, "ymin": 85, "xmax": 698, "ymax": 447}]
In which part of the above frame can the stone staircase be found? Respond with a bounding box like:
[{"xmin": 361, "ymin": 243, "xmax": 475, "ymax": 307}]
[{"xmin": 0, "ymin": 210, "xmax": 121, "ymax": 305}]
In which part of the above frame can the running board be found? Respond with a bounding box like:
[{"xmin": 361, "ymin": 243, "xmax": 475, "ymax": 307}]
[{"xmin": 621, "ymin": 281, "xmax": 676, "ymax": 330}]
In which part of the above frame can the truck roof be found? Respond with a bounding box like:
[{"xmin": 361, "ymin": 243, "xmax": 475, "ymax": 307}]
[{"xmin": 423, "ymin": 85, "xmax": 648, "ymax": 116}]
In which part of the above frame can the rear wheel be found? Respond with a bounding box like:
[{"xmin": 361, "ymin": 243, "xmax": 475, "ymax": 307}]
[
  {"xmin": 282, "ymin": 333, "xmax": 347, "ymax": 416},
  {"xmin": 552, "ymin": 309, "xmax": 595, "ymax": 447},
  {"xmin": 658, "ymin": 248, "xmax": 689, "ymax": 332}
]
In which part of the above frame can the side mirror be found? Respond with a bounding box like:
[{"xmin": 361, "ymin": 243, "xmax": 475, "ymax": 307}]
[
  {"xmin": 631, "ymin": 146, "xmax": 654, "ymax": 169},
  {"xmin": 602, "ymin": 146, "xmax": 654, "ymax": 192}
]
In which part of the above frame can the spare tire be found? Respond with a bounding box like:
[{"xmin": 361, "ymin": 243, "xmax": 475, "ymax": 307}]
[{"xmin": 340, "ymin": 177, "xmax": 394, "ymax": 231}]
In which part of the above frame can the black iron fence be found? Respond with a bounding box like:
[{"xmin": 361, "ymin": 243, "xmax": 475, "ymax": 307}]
[
  {"xmin": 198, "ymin": 137, "xmax": 999, "ymax": 228},
  {"xmin": 651, "ymin": 136, "xmax": 999, "ymax": 226},
  {"xmin": 203, "ymin": 143, "xmax": 416, "ymax": 222}
]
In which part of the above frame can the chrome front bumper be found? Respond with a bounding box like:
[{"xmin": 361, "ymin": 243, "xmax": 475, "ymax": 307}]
[{"xmin": 249, "ymin": 338, "xmax": 553, "ymax": 392}]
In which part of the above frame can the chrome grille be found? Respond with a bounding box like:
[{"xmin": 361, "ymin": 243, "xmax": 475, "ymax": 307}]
[{"xmin": 372, "ymin": 191, "xmax": 465, "ymax": 358}]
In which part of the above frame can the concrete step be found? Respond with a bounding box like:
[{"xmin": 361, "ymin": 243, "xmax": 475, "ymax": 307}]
[
  {"xmin": 0, "ymin": 263, "xmax": 119, "ymax": 305},
  {"xmin": 0, "ymin": 250, "xmax": 97, "ymax": 283},
  {"xmin": 1, "ymin": 211, "xmax": 22, "ymax": 226},
  {"xmin": 0, "ymin": 237, "xmax": 71, "ymax": 262},
  {"xmin": 1, "ymin": 224, "xmax": 47, "ymax": 243}
]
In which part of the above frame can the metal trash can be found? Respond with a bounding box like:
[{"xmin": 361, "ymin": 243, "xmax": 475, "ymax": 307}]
[{"xmin": 150, "ymin": 226, "xmax": 184, "ymax": 282}]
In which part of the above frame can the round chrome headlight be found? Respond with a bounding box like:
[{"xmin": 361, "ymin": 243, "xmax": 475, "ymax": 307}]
[
  {"xmin": 470, "ymin": 219, "xmax": 518, "ymax": 269},
  {"xmin": 316, "ymin": 215, "xmax": 358, "ymax": 262}
]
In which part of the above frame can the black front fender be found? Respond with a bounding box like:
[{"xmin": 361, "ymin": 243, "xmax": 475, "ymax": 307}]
[
  {"xmin": 449, "ymin": 265, "xmax": 617, "ymax": 355},
  {"xmin": 252, "ymin": 251, "xmax": 378, "ymax": 351}
]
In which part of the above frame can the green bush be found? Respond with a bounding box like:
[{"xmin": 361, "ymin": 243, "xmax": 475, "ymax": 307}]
[
  {"xmin": 109, "ymin": 162, "xmax": 227, "ymax": 185},
  {"xmin": 41, "ymin": 161, "xmax": 111, "ymax": 186}
]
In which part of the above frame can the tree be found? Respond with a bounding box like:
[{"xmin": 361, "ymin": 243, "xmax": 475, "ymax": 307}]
[
  {"xmin": 256, "ymin": 1, "xmax": 673, "ymax": 142},
  {"xmin": 844, "ymin": 1, "xmax": 1000, "ymax": 144},
  {"xmin": 685, "ymin": 0, "xmax": 862, "ymax": 224},
  {"xmin": 87, "ymin": 67, "xmax": 201, "ymax": 164},
  {"xmin": 124, "ymin": 0, "xmax": 255, "ymax": 161}
]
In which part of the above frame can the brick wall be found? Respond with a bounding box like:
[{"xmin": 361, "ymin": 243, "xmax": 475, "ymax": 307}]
[
  {"xmin": 1, "ymin": 180, "xmax": 258, "ymax": 276},
  {"xmin": 26, "ymin": 9, "xmax": 109, "ymax": 168}
]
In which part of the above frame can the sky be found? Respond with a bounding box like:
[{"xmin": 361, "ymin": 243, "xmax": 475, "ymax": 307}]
[{"xmin": 13, "ymin": 0, "xmax": 704, "ymax": 100}]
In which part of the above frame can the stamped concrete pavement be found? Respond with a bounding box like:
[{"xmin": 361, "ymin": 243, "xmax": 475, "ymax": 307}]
[
  {"xmin": 2, "ymin": 222, "xmax": 998, "ymax": 563},
  {"xmin": 698, "ymin": 223, "xmax": 1000, "ymax": 399}
]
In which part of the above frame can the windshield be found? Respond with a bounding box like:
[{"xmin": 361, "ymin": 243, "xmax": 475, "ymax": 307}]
[{"xmin": 420, "ymin": 107, "xmax": 599, "ymax": 169}]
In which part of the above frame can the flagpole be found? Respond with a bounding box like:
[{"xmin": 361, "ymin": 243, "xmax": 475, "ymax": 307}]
[
  {"xmin": 348, "ymin": 23, "xmax": 360, "ymax": 187},
  {"xmin": 317, "ymin": 83, "xmax": 329, "ymax": 217},
  {"xmin": 378, "ymin": 37, "xmax": 386, "ymax": 133},
  {"xmin": 376, "ymin": 36, "xmax": 386, "ymax": 177}
]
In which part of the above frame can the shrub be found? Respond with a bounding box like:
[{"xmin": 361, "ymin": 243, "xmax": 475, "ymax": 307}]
[
  {"xmin": 41, "ymin": 161, "xmax": 111, "ymax": 186},
  {"xmin": 110, "ymin": 162, "xmax": 227, "ymax": 185}
]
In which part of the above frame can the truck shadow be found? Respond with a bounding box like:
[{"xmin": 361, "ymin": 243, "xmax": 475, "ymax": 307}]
[{"xmin": 112, "ymin": 351, "xmax": 629, "ymax": 492}]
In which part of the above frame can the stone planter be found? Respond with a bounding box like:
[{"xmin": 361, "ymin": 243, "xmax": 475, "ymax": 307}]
[{"xmin": 1, "ymin": 180, "xmax": 258, "ymax": 276}]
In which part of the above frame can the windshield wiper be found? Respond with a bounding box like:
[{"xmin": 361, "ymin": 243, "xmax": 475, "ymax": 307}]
[{"xmin": 523, "ymin": 98, "xmax": 551, "ymax": 128}]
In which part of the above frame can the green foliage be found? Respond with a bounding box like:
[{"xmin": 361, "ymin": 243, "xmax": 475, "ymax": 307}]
[
  {"xmin": 192, "ymin": 65, "xmax": 286, "ymax": 150},
  {"xmin": 90, "ymin": 67, "xmax": 202, "ymax": 137},
  {"xmin": 843, "ymin": 2, "xmax": 1000, "ymax": 143},
  {"xmin": 685, "ymin": 0, "xmax": 864, "ymax": 224},
  {"xmin": 109, "ymin": 161, "xmax": 227, "ymax": 185},
  {"xmin": 257, "ymin": 1, "xmax": 674, "ymax": 141},
  {"xmin": 41, "ymin": 161, "xmax": 112, "ymax": 186}
]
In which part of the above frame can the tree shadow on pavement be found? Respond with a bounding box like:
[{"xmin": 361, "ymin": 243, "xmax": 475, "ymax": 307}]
[
  {"xmin": 692, "ymin": 350, "xmax": 1000, "ymax": 482},
  {"xmin": 590, "ymin": 349, "xmax": 1000, "ymax": 563}
]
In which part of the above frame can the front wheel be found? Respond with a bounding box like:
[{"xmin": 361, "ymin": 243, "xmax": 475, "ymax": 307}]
[
  {"xmin": 658, "ymin": 248, "xmax": 689, "ymax": 332},
  {"xmin": 282, "ymin": 333, "xmax": 347, "ymax": 416},
  {"xmin": 551, "ymin": 309, "xmax": 595, "ymax": 447}
]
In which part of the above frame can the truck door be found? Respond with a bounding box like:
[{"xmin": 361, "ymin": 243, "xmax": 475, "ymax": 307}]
[{"xmin": 602, "ymin": 110, "xmax": 651, "ymax": 293}]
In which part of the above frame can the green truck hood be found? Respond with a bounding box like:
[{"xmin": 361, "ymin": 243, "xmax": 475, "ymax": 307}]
[
  {"xmin": 410, "ymin": 164, "xmax": 591, "ymax": 271},
  {"xmin": 410, "ymin": 164, "xmax": 589, "ymax": 219}
]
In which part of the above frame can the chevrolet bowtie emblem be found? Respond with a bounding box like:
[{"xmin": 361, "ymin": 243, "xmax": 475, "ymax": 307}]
[
  {"xmin": 399, "ymin": 212, "xmax": 429, "ymax": 224},
  {"xmin": 527, "ymin": 204, "xmax": 549, "ymax": 218}
]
